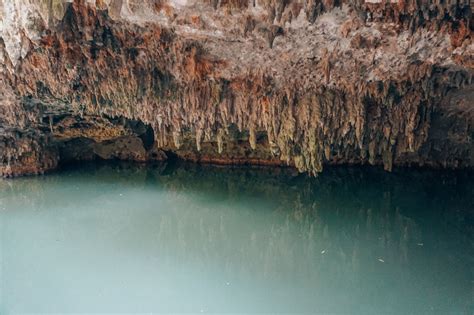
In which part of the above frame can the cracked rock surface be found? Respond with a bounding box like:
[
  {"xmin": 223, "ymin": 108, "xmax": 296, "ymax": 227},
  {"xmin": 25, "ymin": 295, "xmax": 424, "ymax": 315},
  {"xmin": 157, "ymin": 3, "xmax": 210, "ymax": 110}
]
[{"xmin": 0, "ymin": 0, "xmax": 473, "ymax": 177}]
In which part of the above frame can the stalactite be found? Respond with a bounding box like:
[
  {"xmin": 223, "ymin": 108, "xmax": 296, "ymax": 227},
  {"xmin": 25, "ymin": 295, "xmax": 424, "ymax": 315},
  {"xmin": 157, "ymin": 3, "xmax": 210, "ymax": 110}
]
[{"xmin": 0, "ymin": 0, "xmax": 472, "ymax": 177}]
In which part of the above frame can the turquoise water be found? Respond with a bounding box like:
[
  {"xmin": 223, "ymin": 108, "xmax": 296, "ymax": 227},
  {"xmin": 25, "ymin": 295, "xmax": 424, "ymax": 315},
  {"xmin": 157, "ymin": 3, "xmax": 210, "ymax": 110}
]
[{"xmin": 0, "ymin": 162, "xmax": 473, "ymax": 314}]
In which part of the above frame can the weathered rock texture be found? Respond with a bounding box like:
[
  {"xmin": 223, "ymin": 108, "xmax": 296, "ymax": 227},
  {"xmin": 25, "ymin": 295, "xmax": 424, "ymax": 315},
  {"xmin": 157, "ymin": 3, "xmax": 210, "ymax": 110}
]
[{"xmin": 0, "ymin": 0, "xmax": 473, "ymax": 177}]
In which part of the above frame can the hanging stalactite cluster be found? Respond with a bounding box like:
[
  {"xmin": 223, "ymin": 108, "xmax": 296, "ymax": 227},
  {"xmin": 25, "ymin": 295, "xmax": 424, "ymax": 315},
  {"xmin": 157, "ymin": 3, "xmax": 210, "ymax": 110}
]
[{"xmin": 0, "ymin": 0, "xmax": 472, "ymax": 177}]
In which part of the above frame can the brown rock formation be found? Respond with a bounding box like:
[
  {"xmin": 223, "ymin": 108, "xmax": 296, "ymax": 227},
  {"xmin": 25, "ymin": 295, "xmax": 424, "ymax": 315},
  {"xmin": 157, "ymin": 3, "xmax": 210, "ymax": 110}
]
[{"xmin": 0, "ymin": 0, "xmax": 473, "ymax": 177}]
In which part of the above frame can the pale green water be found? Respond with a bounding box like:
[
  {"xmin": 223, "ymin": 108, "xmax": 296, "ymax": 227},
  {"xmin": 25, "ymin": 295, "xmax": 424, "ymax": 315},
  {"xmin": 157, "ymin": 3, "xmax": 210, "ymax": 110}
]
[{"xmin": 0, "ymin": 162, "xmax": 473, "ymax": 314}]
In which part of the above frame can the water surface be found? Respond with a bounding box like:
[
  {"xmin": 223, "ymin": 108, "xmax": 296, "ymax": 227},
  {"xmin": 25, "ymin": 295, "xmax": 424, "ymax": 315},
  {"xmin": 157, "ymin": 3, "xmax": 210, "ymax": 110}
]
[{"xmin": 0, "ymin": 162, "xmax": 473, "ymax": 314}]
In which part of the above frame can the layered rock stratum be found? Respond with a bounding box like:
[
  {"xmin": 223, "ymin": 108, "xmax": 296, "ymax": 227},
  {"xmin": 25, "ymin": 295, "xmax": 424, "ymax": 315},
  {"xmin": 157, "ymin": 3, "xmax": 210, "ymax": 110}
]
[{"xmin": 0, "ymin": 0, "xmax": 473, "ymax": 177}]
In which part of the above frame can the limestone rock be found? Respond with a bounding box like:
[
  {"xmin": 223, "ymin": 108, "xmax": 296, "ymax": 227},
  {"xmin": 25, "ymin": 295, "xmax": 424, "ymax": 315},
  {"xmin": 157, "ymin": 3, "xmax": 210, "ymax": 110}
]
[{"xmin": 0, "ymin": 0, "xmax": 472, "ymax": 176}]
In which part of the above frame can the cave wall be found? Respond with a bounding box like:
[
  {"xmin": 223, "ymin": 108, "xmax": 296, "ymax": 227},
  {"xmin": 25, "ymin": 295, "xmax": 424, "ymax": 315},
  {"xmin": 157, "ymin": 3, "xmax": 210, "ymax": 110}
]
[{"xmin": 0, "ymin": 0, "xmax": 472, "ymax": 177}]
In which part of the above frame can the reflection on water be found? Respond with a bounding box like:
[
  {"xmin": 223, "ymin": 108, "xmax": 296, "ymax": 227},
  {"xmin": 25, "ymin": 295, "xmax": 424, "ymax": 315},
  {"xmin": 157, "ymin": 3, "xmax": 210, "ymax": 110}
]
[{"xmin": 0, "ymin": 162, "xmax": 473, "ymax": 314}]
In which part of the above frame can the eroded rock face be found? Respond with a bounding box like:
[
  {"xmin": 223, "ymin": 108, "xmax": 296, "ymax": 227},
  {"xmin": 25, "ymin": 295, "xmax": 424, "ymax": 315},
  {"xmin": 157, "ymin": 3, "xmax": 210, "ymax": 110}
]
[{"xmin": 0, "ymin": 0, "xmax": 473, "ymax": 177}]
